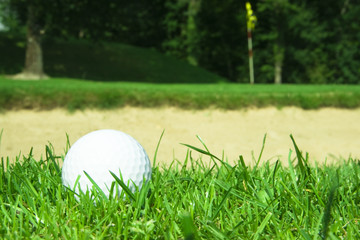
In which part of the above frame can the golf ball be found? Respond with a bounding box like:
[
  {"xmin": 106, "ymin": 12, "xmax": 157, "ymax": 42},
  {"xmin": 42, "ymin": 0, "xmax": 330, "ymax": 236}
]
[{"xmin": 61, "ymin": 129, "xmax": 151, "ymax": 198}]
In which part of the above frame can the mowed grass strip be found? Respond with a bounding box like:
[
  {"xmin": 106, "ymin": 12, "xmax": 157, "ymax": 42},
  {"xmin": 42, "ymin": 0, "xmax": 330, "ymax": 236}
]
[
  {"xmin": 0, "ymin": 138, "xmax": 360, "ymax": 239},
  {"xmin": 1, "ymin": 77, "xmax": 360, "ymax": 110}
]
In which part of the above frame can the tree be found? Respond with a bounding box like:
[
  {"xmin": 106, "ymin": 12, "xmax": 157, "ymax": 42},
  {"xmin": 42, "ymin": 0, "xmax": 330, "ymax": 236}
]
[
  {"xmin": 186, "ymin": 0, "xmax": 201, "ymax": 66},
  {"xmin": 6, "ymin": 0, "xmax": 51, "ymax": 80},
  {"xmin": 162, "ymin": 0, "xmax": 202, "ymax": 66},
  {"xmin": 255, "ymin": 0, "xmax": 331, "ymax": 84},
  {"xmin": 196, "ymin": 0, "xmax": 245, "ymax": 81},
  {"xmin": 3, "ymin": 0, "xmax": 168, "ymax": 80},
  {"xmin": 13, "ymin": 1, "xmax": 47, "ymax": 79},
  {"xmin": 2, "ymin": 0, "xmax": 359, "ymax": 84},
  {"xmin": 307, "ymin": 0, "xmax": 360, "ymax": 84},
  {"xmin": 257, "ymin": 0, "xmax": 293, "ymax": 84}
]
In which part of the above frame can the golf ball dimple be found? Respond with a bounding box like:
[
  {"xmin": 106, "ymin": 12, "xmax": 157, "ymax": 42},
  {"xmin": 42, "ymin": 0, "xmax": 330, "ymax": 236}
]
[{"xmin": 61, "ymin": 129, "xmax": 151, "ymax": 198}]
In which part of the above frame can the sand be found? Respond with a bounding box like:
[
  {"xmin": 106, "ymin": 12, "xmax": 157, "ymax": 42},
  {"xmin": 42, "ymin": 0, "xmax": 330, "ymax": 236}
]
[{"xmin": 0, "ymin": 107, "xmax": 359, "ymax": 166}]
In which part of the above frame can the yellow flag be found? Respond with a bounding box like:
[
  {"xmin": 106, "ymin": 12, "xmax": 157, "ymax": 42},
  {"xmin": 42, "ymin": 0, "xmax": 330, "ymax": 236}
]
[{"xmin": 246, "ymin": 2, "xmax": 257, "ymax": 30}]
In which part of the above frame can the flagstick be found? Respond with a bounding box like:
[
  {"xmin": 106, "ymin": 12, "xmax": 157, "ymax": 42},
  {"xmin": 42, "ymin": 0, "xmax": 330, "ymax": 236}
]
[
  {"xmin": 246, "ymin": 2, "xmax": 256, "ymax": 85},
  {"xmin": 247, "ymin": 28, "xmax": 254, "ymax": 85}
]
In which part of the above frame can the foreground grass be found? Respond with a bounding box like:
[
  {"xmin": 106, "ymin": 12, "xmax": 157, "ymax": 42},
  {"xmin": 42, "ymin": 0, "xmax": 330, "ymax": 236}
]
[
  {"xmin": 1, "ymin": 137, "xmax": 359, "ymax": 239},
  {"xmin": 1, "ymin": 77, "xmax": 360, "ymax": 110}
]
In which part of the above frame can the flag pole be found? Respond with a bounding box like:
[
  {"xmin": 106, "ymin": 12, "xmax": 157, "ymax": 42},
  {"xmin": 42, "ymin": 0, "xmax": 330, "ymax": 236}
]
[
  {"xmin": 247, "ymin": 28, "xmax": 254, "ymax": 85},
  {"xmin": 246, "ymin": 2, "xmax": 257, "ymax": 84}
]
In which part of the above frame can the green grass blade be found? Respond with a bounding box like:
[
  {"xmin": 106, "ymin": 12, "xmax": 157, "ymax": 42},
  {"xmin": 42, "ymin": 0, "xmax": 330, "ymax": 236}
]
[
  {"xmin": 0, "ymin": 128, "xmax": 3, "ymax": 153},
  {"xmin": 212, "ymin": 186, "xmax": 232, "ymax": 221},
  {"xmin": 196, "ymin": 135, "xmax": 233, "ymax": 169},
  {"xmin": 65, "ymin": 133, "xmax": 71, "ymax": 154},
  {"xmin": 253, "ymin": 134, "xmax": 267, "ymax": 171},
  {"xmin": 181, "ymin": 143, "xmax": 220, "ymax": 161},
  {"xmin": 290, "ymin": 134, "xmax": 310, "ymax": 176},
  {"xmin": 83, "ymin": 171, "xmax": 108, "ymax": 201},
  {"xmin": 163, "ymin": 195, "xmax": 174, "ymax": 215},
  {"xmin": 196, "ymin": 135, "xmax": 212, "ymax": 155},
  {"xmin": 204, "ymin": 222, "xmax": 229, "ymax": 239},
  {"xmin": 109, "ymin": 171, "xmax": 136, "ymax": 201},
  {"xmin": 136, "ymin": 177, "xmax": 151, "ymax": 209},
  {"xmin": 153, "ymin": 129, "xmax": 165, "ymax": 167},
  {"xmin": 24, "ymin": 178, "xmax": 39, "ymax": 198},
  {"xmin": 287, "ymin": 150, "xmax": 299, "ymax": 194},
  {"xmin": 180, "ymin": 212, "xmax": 199, "ymax": 240},
  {"xmin": 253, "ymin": 211, "xmax": 272, "ymax": 240},
  {"xmin": 181, "ymin": 142, "xmax": 232, "ymax": 169},
  {"xmin": 321, "ymin": 184, "xmax": 338, "ymax": 239},
  {"xmin": 45, "ymin": 145, "xmax": 61, "ymax": 175},
  {"xmin": 272, "ymin": 160, "xmax": 280, "ymax": 187}
]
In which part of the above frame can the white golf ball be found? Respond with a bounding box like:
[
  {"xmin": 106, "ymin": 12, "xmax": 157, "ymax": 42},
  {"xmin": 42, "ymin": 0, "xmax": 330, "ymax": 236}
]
[{"xmin": 61, "ymin": 129, "xmax": 151, "ymax": 198}]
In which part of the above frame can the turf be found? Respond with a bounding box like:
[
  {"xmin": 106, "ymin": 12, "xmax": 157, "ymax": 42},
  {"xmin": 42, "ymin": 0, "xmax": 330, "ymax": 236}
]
[
  {"xmin": 0, "ymin": 136, "xmax": 359, "ymax": 239},
  {"xmin": 0, "ymin": 35, "xmax": 224, "ymax": 83},
  {"xmin": 1, "ymin": 77, "xmax": 360, "ymax": 111}
]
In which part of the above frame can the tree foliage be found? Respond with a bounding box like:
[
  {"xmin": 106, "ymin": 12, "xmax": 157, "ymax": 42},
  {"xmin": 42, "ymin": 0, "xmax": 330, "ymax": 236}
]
[{"xmin": 1, "ymin": 0, "xmax": 359, "ymax": 83}]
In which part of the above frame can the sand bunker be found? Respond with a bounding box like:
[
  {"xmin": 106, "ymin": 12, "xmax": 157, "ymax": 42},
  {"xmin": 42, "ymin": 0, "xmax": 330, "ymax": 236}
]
[{"xmin": 1, "ymin": 107, "xmax": 359, "ymax": 166}]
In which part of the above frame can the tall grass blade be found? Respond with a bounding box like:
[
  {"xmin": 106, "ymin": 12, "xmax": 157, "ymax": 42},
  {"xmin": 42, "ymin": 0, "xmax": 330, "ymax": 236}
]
[
  {"xmin": 0, "ymin": 128, "xmax": 3, "ymax": 153},
  {"xmin": 181, "ymin": 143, "xmax": 220, "ymax": 161},
  {"xmin": 153, "ymin": 129, "xmax": 165, "ymax": 167},
  {"xmin": 201, "ymin": 164, "xmax": 217, "ymax": 184},
  {"xmin": 290, "ymin": 134, "xmax": 310, "ymax": 176},
  {"xmin": 353, "ymin": 161, "xmax": 360, "ymax": 195},
  {"xmin": 299, "ymin": 229, "xmax": 312, "ymax": 240},
  {"xmin": 253, "ymin": 134, "xmax": 267, "ymax": 171},
  {"xmin": 83, "ymin": 171, "xmax": 108, "ymax": 201},
  {"xmin": 181, "ymin": 149, "xmax": 190, "ymax": 172},
  {"xmin": 23, "ymin": 178, "xmax": 39, "ymax": 198},
  {"xmin": 321, "ymin": 184, "xmax": 338, "ymax": 239},
  {"xmin": 196, "ymin": 135, "xmax": 233, "ymax": 168},
  {"xmin": 212, "ymin": 186, "xmax": 232, "ymax": 220},
  {"xmin": 196, "ymin": 135, "xmax": 211, "ymax": 155},
  {"xmin": 239, "ymin": 155, "xmax": 250, "ymax": 182},
  {"xmin": 253, "ymin": 211, "xmax": 272, "ymax": 240},
  {"xmin": 204, "ymin": 222, "xmax": 229, "ymax": 239},
  {"xmin": 163, "ymin": 195, "xmax": 173, "ymax": 215},
  {"xmin": 272, "ymin": 160, "xmax": 280, "ymax": 187},
  {"xmin": 180, "ymin": 211, "xmax": 199, "ymax": 240},
  {"xmin": 287, "ymin": 150, "xmax": 299, "ymax": 194},
  {"xmin": 136, "ymin": 177, "xmax": 151, "ymax": 208},
  {"xmin": 181, "ymin": 142, "xmax": 231, "ymax": 169},
  {"xmin": 109, "ymin": 171, "xmax": 136, "ymax": 201},
  {"xmin": 45, "ymin": 145, "xmax": 61, "ymax": 175},
  {"xmin": 65, "ymin": 133, "xmax": 71, "ymax": 154}
]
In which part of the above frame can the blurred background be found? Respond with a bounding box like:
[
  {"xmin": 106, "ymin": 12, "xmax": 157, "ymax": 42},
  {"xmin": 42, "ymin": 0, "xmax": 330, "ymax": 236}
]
[{"xmin": 0, "ymin": 0, "xmax": 359, "ymax": 84}]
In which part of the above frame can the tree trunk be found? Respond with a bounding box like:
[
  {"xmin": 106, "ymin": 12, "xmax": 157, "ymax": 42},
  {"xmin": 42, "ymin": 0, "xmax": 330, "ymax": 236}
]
[
  {"xmin": 273, "ymin": 1, "xmax": 285, "ymax": 85},
  {"xmin": 186, "ymin": 0, "xmax": 201, "ymax": 66},
  {"xmin": 13, "ymin": 3, "xmax": 48, "ymax": 80},
  {"xmin": 274, "ymin": 45, "xmax": 284, "ymax": 84},
  {"xmin": 274, "ymin": 58, "xmax": 282, "ymax": 84},
  {"xmin": 274, "ymin": 18, "xmax": 284, "ymax": 84}
]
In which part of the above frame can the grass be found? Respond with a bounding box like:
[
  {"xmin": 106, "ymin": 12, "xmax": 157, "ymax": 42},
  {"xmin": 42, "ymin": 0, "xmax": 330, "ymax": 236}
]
[
  {"xmin": 1, "ymin": 136, "xmax": 359, "ymax": 239},
  {"xmin": 2, "ymin": 32, "xmax": 359, "ymax": 239},
  {"xmin": 1, "ymin": 34, "xmax": 360, "ymax": 110},
  {"xmin": 1, "ymin": 77, "xmax": 360, "ymax": 111},
  {"xmin": 0, "ymin": 34, "xmax": 224, "ymax": 83}
]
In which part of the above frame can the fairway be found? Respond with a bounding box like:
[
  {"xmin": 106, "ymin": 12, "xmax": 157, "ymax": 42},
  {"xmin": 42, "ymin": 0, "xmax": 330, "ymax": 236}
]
[{"xmin": 1, "ymin": 107, "xmax": 359, "ymax": 165}]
